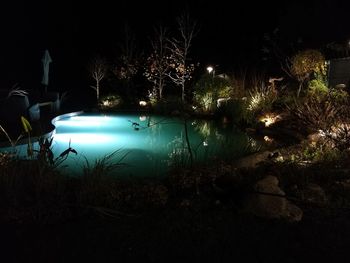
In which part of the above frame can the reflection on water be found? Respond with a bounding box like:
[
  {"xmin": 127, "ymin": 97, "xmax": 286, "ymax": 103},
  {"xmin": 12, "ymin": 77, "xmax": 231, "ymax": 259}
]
[{"xmin": 0, "ymin": 113, "xmax": 265, "ymax": 177}]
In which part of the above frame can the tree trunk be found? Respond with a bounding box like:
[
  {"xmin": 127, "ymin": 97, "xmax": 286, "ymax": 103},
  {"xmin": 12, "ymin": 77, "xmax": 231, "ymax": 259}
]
[
  {"xmin": 181, "ymin": 81, "xmax": 185, "ymax": 102},
  {"xmin": 96, "ymin": 79, "xmax": 100, "ymax": 101},
  {"xmin": 159, "ymin": 78, "xmax": 163, "ymax": 99},
  {"xmin": 297, "ymin": 81, "xmax": 303, "ymax": 98}
]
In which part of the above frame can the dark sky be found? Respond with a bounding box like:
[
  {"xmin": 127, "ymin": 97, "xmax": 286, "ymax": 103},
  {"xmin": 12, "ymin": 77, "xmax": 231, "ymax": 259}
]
[{"xmin": 1, "ymin": 0, "xmax": 349, "ymax": 91}]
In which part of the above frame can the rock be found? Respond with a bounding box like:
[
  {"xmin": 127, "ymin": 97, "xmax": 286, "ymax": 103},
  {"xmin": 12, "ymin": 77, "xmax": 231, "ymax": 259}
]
[
  {"xmin": 244, "ymin": 175, "xmax": 303, "ymax": 222},
  {"xmin": 285, "ymin": 203, "xmax": 303, "ymax": 223},
  {"xmin": 233, "ymin": 151, "xmax": 272, "ymax": 168},
  {"xmin": 247, "ymin": 175, "xmax": 287, "ymax": 218}
]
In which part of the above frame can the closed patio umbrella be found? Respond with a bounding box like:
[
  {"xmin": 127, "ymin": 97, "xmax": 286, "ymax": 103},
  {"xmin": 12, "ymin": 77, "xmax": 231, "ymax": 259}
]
[{"xmin": 41, "ymin": 49, "xmax": 52, "ymax": 93}]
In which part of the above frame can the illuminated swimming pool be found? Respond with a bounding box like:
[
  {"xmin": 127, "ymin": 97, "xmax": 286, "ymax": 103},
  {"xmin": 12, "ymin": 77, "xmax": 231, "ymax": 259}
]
[{"xmin": 1, "ymin": 112, "xmax": 264, "ymax": 177}]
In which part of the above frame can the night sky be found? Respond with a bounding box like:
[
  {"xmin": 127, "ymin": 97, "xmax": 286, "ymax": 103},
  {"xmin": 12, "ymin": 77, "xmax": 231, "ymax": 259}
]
[{"xmin": 1, "ymin": 0, "xmax": 349, "ymax": 93}]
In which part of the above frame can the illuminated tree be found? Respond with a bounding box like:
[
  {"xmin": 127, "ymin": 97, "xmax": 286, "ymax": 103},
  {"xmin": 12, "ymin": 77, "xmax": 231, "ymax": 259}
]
[
  {"xmin": 290, "ymin": 49, "xmax": 326, "ymax": 97},
  {"xmin": 167, "ymin": 12, "xmax": 197, "ymax": 102},
  {"xmin": 89, "ymin": 55, "xmax": 107, "ymax": 101},
  {"xmin": 144, "ymin": 26, "xmax": 171, "ymax": 100}
]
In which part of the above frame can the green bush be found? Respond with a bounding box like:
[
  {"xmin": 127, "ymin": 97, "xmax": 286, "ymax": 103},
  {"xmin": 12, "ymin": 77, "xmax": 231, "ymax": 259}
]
[
  {"xmin": 307, "ymin": 74, "xmax": 328, "ymax": 97},
  {"xmin": 98, "ymin": 94, "xmax": 123, "ymax": 110},
  {"xmin": 244, "ymin": 83, "xmax": 277, "ymax": 126},
  {"xmin": 302, "ymin": 141, "xmax": 342, "ymax": 164},
  {"xmin": 193, "ymin": 74, "xmax": 232, "ymax": 113},
  {"xmin": 329, "ymin": 88, "xmax": 349, "ymax": 104},
  {"xmin": 290, "ymin": 49, "xmax": 326, "ymax": 97}
]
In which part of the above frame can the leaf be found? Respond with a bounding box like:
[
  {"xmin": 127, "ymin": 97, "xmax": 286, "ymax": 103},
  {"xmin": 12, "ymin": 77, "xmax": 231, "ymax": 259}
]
[
  {"xmin": 47, "ymin": 150, "xmax": 54, "ymax": 165},
  {"xmin": 21, "ymin": 116, "xmax": 32, "ymax": 133},
  {"xmin": 45, "ymin": 137, "xmax": 53, "ymax": 148},
  {"xmin": 59, "ymin": 147, "xmax": 78, "ymax": 158},
  {"xmin": 27, "ymin": 143, "xmax": 33, "ymax": 157},
  {"xmin": 59, "ymin": 149, "xmax": 70, "ymax": 158}
]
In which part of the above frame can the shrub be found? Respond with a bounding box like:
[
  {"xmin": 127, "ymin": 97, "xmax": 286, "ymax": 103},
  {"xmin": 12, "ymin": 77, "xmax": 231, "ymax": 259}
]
[
  {"xmin": 216, "ymin": 98, "xmax": 246, "ymax": 124},
  {"xmin": 290, "ymin": 49, "xmax": 326, "ymax": 97},
  {"xmin": 307, "ymin": 74, "xmax": 328, "ymax": 97},
  {"xmin": 98, "ymin": 94, "xmax": 122, "ymax": 110},
  {"xmin": 302, "ymin": 140, "xmax": 342, "ymax": 164},
  {"xmin": 288, "ymin": 95, "xmax": 340, "ymax": 133},
  {"xmin": 245, "ymin": 82, "xmax": 277, "ymax": 125},
  {"xmin": 151, "ymin": 95, "xmax": 187, "ymax": 114},
  {"xmin": 329, "ymin": 87, "xmax": 349, "ymax": 104},
  {"xmin": 193, "ymin": 74, "xmax": 232, "ymax": 113}
]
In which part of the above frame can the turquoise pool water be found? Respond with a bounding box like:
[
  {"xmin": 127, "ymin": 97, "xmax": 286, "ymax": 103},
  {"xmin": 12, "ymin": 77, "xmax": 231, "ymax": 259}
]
[{"xmin": 1, "ymin": 112, "xmax": 264, "ymax": 177}]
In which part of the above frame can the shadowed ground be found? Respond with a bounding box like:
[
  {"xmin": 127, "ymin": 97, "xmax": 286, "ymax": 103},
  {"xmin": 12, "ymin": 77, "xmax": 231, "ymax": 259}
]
[{"xmin": 1, "ymin": 202, "xmax": 349, "ymax": 262}]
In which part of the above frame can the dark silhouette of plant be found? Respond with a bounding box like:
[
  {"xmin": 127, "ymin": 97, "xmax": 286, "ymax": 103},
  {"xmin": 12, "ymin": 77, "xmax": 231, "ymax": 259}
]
[
  {"xmin": 113, "ymin": 23, "xmax": 140, "ymax": 101},
  {"xmin": 261, "ymin": 28, "xmax": 303, "ymax": 77},
  {"xmin": 82, "ymin": 149, "xmax": 129, "ymax": 177},
  {"xmin": 35, "ymin": 137, "xmax": 77, "ymax": 168},
  {"xmin": 0, "ymin": 123, "xmax": 23, "ymax": 151},
  {"xmin": 6, "ymin": 83, "xmax": 28, "ymax": 98}
]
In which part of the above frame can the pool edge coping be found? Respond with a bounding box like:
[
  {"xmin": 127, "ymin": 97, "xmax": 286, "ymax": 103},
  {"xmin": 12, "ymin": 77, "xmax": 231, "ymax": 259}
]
[{"xmin": 0, "ymin": 111, "xmax": 84, "ymax": 148}]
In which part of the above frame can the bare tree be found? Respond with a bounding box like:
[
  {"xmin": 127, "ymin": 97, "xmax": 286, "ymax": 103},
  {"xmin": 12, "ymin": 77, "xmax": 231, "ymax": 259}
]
[
  {"xmin": 167, "ymin": 11, "xmax": 197, "ymax": 102},
  {"xmin": 113, "ymin": 23, "xmax": 139, "ymax": 100},
  {"xmin": 144, "ymin": 26, "xmax": 170, "ymax": 100},
  {"xmin": 89, "ymin": 55, "xmax": 107, "ymax": 101},
  {"xmin": 261, "ymin": 29, "xmax": 303, "ymax": 79}
]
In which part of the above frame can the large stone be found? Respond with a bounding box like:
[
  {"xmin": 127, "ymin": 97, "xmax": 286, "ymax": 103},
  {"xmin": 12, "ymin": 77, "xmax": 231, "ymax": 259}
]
[
  {"xmin": 244, "ymin": 175, "xmax": 303, "ymax": 222},
  {"xmin": 284, "ymin": 203, "xmax": 303, "ymax": 223},
  {"xmin": 233, "ymin": 151, "xmax": 272, "ymax": 169}
]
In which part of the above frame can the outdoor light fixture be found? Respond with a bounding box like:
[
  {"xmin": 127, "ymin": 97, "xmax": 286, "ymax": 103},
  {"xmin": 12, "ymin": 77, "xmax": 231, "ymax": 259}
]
[
  {"xmin": 139, "ymin": 100, "xmax": 147, "ymax": 106},
  {"xmin": 102, "ymin": 100, "xmax": 110, "ymax": 106},
  {"xmin": 264, "ymin": 136, "xmax": 273, "ymax": 142},
  {"xmin": 259, "ymin": 113, "xmax": 281, "ymax": 127},
  {"xmin": 207, "ymin": 66, "xmax": 213, "ymax": 74},
  {"xmin": 139, "ymin": 116, "xmax": 147, "ymax": 121}
]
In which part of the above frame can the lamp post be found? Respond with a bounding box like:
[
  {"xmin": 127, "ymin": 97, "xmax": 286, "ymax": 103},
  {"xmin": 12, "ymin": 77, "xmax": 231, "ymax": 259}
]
[{"xmin": 207, "ymin": 66, "xmax": 213, "ymax": 75}]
